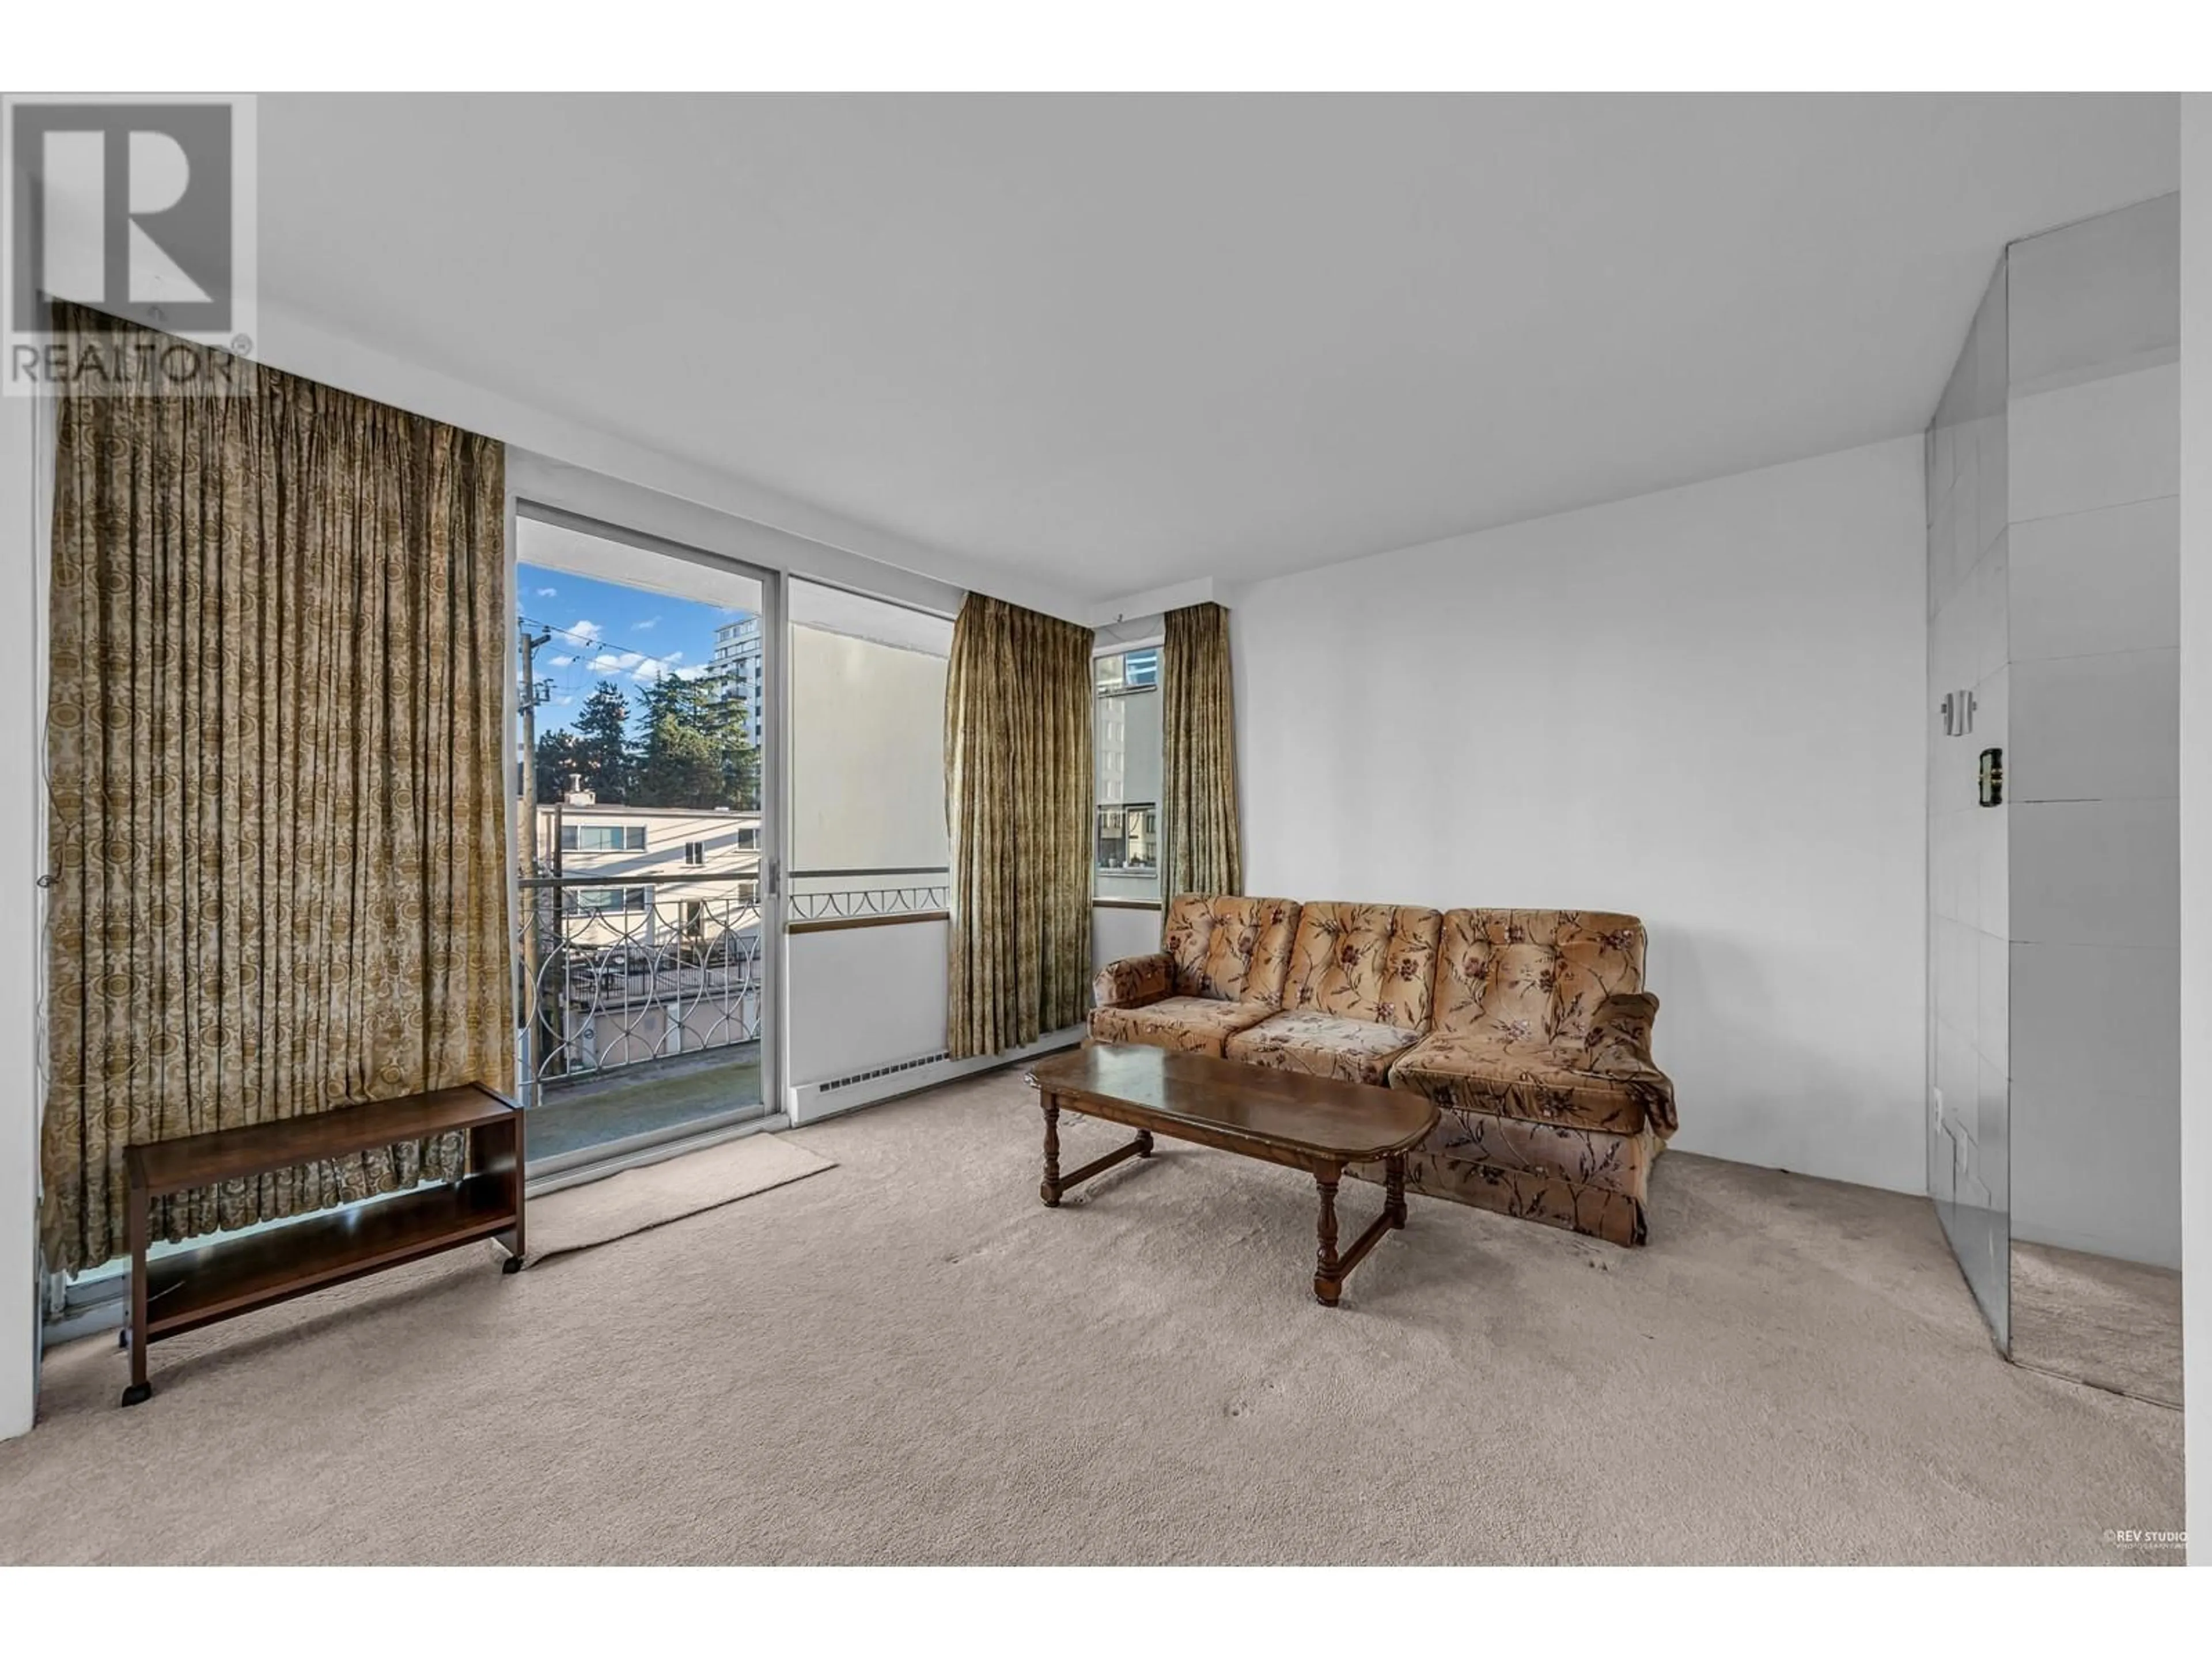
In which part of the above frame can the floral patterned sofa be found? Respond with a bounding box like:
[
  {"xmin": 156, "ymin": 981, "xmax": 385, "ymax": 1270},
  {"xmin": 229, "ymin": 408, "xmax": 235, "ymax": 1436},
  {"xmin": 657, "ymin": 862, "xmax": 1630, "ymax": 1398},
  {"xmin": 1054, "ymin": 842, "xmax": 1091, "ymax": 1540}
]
[{"xmin": 1089, "ymin": 893, "xmax": 1677, "ymax": 1246}]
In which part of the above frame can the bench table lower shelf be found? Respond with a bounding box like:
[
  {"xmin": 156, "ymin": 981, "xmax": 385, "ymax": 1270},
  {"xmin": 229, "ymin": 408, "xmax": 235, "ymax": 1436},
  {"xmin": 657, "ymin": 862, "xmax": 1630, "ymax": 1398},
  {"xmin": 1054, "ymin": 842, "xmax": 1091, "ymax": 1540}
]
[{"xmin": 122, "ymin": 1084, "xmax": 524, "ymax": 1406}]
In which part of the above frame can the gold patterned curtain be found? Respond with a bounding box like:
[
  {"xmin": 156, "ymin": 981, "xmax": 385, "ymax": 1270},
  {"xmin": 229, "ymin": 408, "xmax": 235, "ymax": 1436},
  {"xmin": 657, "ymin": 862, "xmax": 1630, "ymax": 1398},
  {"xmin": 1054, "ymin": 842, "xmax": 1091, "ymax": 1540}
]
[
  {"xmin": 1161, "ymin": 600, "xmax": 1243, "ymax": 898},
  {"xmin": 944, "ymin": 594, "xmax": 1093, "ymax": 1059},
  {"xmin": 41, "ymin": 304, "xmax": 513, "ymax": 1274}
]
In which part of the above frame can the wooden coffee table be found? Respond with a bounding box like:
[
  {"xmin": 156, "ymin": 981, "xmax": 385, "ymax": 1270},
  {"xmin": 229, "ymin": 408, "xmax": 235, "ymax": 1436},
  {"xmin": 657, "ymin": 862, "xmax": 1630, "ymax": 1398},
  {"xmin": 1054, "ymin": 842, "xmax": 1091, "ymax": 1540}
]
[{"xmin": 1025, "ymin": 1043, "xmax": 1440, "ymax": 1306}]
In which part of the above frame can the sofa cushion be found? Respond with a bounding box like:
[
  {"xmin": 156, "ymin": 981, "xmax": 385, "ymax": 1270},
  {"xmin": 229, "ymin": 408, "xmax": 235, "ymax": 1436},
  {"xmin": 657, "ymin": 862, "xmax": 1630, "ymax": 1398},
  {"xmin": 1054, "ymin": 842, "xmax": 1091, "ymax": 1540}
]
[
  {"xmin": 1387, "ymin": 1028, "xmax": 1663, "ymax": 1135},
  {"xmin": 1280, "ymin": 902, "xmax": 1444, "ymax": 1031},
  {"xmin": 1161, "ymin": 894, "xmax": 1301, "ymax": 1005},
  {"xmin": 1225, "ymin": 1009, "xmax": 1423, "ymax": 1085},
  {"xmin": 1431, "ymin": 909, "xmax": 1646, "ymax": 1043},
  {"xmin": 1089, "ymin": 995, "xmax": 1278, "ymax": 1057}
]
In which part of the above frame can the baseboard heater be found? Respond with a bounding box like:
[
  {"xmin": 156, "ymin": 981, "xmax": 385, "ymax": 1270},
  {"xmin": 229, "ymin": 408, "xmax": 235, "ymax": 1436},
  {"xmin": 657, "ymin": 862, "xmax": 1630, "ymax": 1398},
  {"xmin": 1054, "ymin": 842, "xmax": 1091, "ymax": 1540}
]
[{"xmin": 787, "ymin": 1027, "xmax": 1084, "ymax": 1125}]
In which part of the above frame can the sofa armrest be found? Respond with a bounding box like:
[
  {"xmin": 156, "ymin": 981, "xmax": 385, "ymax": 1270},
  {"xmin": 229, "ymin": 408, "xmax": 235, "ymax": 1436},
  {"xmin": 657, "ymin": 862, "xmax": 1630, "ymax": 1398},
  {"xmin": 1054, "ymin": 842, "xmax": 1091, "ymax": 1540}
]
[
  {"xmin": 1093, "ymin": 952, "xmax": 1174, "ymax": 1012},
  {"xmin": 1577, "ymin": 991, "xmax": 1678, "ymax": 1137}
]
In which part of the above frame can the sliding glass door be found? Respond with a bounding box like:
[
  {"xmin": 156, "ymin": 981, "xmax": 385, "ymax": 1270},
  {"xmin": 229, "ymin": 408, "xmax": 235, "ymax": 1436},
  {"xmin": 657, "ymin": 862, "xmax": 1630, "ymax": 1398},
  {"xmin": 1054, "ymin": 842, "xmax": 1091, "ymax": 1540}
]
[{"xmin": 511, "ymin": 505, "xmax": 779, "ymax": 1172}]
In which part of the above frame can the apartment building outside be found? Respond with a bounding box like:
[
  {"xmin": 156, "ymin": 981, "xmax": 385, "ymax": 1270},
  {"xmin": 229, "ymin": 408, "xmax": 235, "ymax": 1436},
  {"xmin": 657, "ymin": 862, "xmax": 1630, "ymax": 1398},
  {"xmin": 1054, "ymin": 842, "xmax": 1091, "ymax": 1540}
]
[
  {"xmin": 525, "ymin": 798, "xmax": 766, "ymax": 1080},
  {"xmin": 713, "ymin": 613, "xmax": 766, "ymax": 746},
  {"xmin": 535, "ymin": 800, "xmax": 764, "ymax": 942}
]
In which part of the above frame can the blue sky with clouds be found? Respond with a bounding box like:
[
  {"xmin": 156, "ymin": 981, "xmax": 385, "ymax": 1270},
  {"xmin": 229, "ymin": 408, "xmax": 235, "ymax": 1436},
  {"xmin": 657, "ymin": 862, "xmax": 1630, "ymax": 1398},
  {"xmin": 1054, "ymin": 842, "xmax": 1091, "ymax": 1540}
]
[{"xmin": 519, "ymin": 563, "xmax": 755, "ymax": 733}]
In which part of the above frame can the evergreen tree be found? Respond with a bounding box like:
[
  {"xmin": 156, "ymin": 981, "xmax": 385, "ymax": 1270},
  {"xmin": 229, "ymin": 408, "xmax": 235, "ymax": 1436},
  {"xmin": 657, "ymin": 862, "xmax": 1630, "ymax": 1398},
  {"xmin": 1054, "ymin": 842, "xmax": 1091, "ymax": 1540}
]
[
  {"xmin": 631, "ymin": 666, "xmax": 758, "ymax": 809},
  {"xmin": 719, "ymin": 711, "xmax": 761, "ymax": 813},
  {"xmin": 570, "ymin": 680, "xmax": 632, "ymax": 802},
  {"xmin": 532, "ymin": 728, "xmax": 587, "ymax": 803},
  {"xmin": 711, "ymin": 665, "xmax": 761, "ymax": 811},
  {"xmin": 715, "ymin": 665, "xmax": 762, "ymax": 811}
]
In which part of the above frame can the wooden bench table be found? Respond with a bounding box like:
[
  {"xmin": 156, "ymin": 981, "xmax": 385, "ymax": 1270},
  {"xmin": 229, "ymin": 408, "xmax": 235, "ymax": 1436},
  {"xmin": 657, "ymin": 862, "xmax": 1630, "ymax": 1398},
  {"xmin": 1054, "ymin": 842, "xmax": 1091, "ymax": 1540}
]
[
  {"xmin": 1027, "ymin": 1044, "xmax": 1440, "ymax": 1306},
  {"xmin": 122, "ymin": 1082, "xmax": 524, "ymax": 1406}
]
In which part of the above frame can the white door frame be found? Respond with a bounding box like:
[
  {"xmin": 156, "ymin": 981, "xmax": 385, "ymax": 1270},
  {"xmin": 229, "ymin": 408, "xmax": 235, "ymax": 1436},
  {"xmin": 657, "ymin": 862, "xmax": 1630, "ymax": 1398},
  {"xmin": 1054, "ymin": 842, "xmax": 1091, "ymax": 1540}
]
[{"xmin": 506, "ymin": 463, "xmax": 789, "ymax": 1173}]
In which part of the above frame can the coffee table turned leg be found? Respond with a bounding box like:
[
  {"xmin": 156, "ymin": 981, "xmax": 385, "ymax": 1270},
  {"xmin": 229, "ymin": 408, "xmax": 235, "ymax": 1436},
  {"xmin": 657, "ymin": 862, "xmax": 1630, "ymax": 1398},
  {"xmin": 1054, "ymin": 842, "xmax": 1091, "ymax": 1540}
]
[
  {"xmin": 1039, "ymin": 1104, "xmax": 1157, "ymax": 1208},
  {"xmin": 1314, "ymin": 1165, "xmax": 1342, "ymax": 1306},
  {"xmin": 1040, "ymin": 1098, "xmax": 1062, "ymax": 1207},
  {"xmin": 1387, "ymin": 1153, "xmax": 1407, "ymax": 1229}
]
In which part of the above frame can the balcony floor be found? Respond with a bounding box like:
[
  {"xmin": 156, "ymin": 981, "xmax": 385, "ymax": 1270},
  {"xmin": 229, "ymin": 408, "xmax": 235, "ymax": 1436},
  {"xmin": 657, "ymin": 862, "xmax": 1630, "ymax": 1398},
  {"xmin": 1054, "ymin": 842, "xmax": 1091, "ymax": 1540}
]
[{"xmin": 528, "ymin": 1044, "xmax": 765, "ymax": 1163}]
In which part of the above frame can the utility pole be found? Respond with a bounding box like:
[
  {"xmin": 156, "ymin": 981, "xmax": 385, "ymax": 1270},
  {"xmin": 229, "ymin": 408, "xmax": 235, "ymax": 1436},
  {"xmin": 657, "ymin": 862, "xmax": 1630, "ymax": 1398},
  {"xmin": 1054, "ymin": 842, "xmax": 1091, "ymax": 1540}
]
[
  {"xmin": 517, "ymin": 627, "xmax": 554, "ymax": 1098},
  {"xmin": 517, "ymin": 627, "xmax": 554, "ymax": 864}
]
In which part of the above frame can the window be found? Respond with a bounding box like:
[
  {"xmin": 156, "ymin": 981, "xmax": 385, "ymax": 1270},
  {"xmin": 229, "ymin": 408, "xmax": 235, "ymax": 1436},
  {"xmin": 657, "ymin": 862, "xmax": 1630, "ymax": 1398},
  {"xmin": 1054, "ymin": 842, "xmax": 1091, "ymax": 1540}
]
[
  {"xmin": 560, "ymin": 824, "xmax": 646, "ymax": 852},
  {"xmin": 684, "ymin": 840, "xmax": 706, "ymax": 866},
  {"xmin": 566, "ymin": 885, "xmax": 648, "ymax": 914},
  {"xmin": 736, "ymin": 825, "xmax": 760, "ymax": 850},
  {"xmin": 1096, "ymin": 804, "xmax": 1158, "ymax": 872},
  {"xmin": 1093, "ymin": 646, "xmax": 1160, "ymax": 696},
  {"xmin": 1094, "ymin": 647, "xmax": 1163, "ymax": 900}
]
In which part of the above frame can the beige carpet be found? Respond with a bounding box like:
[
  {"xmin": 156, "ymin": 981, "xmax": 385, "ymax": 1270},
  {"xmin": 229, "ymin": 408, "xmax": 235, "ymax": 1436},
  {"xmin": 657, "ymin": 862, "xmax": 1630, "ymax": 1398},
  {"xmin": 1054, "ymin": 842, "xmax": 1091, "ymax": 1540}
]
[
  {"xmin": 525, "ymin": 1132, "xmax": 835, "ymax": 1264},
  {"xmin": 2011, "ymin": 1240, "xmax": 2183, "ymax": 1410},
  {"xmin": 0, "ymin": 1069, "xmax": 2182, "ymax": 1565}
]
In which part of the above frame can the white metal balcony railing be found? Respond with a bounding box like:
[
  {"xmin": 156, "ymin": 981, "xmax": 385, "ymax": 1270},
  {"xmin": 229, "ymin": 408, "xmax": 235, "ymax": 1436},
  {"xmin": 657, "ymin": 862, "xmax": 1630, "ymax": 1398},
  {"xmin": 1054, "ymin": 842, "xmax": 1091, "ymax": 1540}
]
[
  {"xmin": 517, "ymin": 873, "xmax": 762, "ymax": 1093},
  {"xmin": 516, "ymin": 868, "xmax": 950, "ymax": 1093},
  {"xmin": 786, "ymin": 866, "xmax": 949, "ymax": 923}
]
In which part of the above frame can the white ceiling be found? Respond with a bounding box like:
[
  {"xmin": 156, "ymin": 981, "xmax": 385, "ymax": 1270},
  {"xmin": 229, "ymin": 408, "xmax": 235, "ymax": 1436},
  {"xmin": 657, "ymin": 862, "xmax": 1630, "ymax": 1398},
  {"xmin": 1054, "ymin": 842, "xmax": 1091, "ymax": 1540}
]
[{"xmin": 259, "ymin": 93, "xmax": 2177, "ymax": 607}]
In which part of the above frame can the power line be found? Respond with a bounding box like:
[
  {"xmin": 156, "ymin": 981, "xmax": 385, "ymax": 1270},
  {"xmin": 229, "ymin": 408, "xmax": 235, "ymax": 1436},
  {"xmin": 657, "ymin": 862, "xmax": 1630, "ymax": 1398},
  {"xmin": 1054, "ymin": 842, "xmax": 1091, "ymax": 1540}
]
[
  {"xmin": 518, "ymin": 614, "xmax": 726, "ymax": 686},
  {"xmin": 518, "ymin": 616, "xmax": 752, "ymax": 736}
]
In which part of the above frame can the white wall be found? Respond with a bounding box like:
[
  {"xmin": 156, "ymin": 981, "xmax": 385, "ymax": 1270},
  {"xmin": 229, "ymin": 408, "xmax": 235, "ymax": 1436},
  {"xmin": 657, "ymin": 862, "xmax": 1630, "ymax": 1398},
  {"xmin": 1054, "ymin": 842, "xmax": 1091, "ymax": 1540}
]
[
  {"xmin": 791, "ymin": 626, "xmax": 949, "ymax": 874},
  {"xmin": 789, "ymin": 922, "xmax": 952, "ymax": 1085},
  {"xmin": 1, "ymin": 388, "xmax": 40, "ymax": 1438},
  {"xmin": 1233, "ymin": 437, "xmax": 1927, "ymax": 1192},
  {"xmin": 2176, "ymin": 91, "xmax": 2211, "ymax": 1558},
  {"xmin": 1092, "ymin": 904, "xmax": 1162, "ymax": 974}
]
